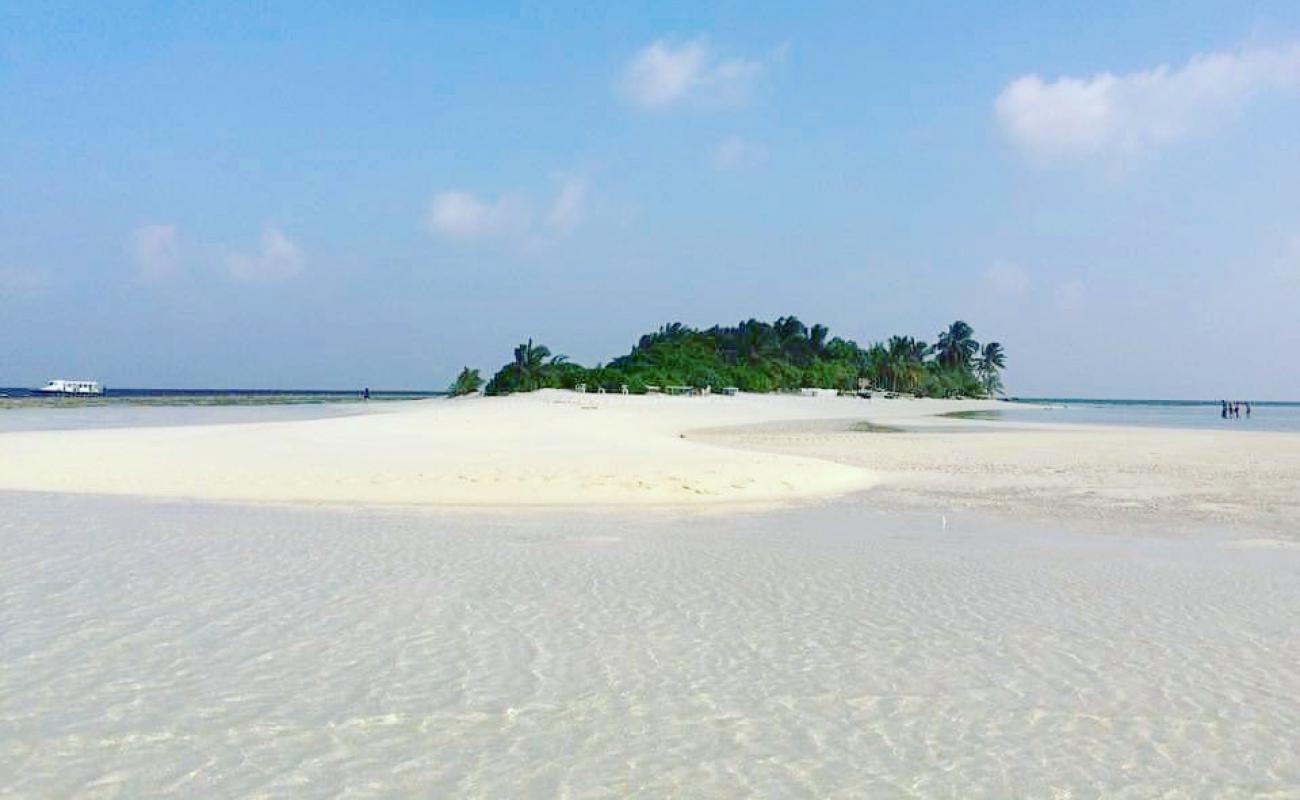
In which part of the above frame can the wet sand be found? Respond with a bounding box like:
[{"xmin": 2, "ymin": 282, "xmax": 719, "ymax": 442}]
[{"xmin": 693, "ymin": 416, "xmax": 1300, "ymax": 535}]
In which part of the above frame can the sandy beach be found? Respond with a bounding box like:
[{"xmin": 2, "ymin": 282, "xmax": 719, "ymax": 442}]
[
  {"xmin": 0, "ymin": 391, "xmax": 955, "ymax": 508},
  {"xmin": 3, "ymin": 393, "xmax": 1299, "ymax": 796},
  {"xmin": 1, "ymin": 390, "xmax": 1297, "ymax": 534},
  {"xmin": 694, "ymin": 413, "xmax": 1300, "ymax": 535}
]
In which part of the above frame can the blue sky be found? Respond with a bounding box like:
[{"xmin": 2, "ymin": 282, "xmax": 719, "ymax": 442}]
[{"xmin": 3, "ymin": 1, "xmax": 1299, "ymax": 397}]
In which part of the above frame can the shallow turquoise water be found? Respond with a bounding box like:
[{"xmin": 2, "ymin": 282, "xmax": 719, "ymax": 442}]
[
  {"xmin": 1001, "ymin": 399, "xmax": 1300, "ymax": 432},
  {"xmin": 0, "ymin": 400, "xmax": 406, "ymax": 433},
  {"xmin": 2, "ymin": 493, "xmax": 1296, "ymax": 797}
]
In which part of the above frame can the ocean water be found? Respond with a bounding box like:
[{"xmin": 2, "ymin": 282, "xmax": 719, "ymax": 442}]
[
  {"xmin": 0, "ymin": 387, "xmax": 439, "ymax": 402},
  {"xmin": 999, "ymin": 398, "xmax": 1300, "ymax": 432},
  {"xmin": 0, "ymin": 399, "xmax": 391, "ymax": 433},
  {"xmin": 2, "ymin": 492, "xmax": 1296, "ymax": 797},
  {"xmin": 0, "ymin": 388, "xmax": 439, "ymax": 406},
  {"xmin": 0, "ymin": 389, "xmax": 442, "ymax": 433}
]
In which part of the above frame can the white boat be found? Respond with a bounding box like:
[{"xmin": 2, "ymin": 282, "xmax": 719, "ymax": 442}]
[{"xmin": 38, "ymin": 379, "xmax": 104, "ymax": 396}]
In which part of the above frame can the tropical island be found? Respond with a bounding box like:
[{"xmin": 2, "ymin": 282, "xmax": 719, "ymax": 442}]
[{"xmin": 452, "ymin": 317, "xmax": 1007, "ymax": 398}]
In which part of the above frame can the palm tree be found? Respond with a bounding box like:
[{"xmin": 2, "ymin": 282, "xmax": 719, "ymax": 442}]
[
  {"xmin": 975, "ymin": 341, "xmax": 1006, "ymax": 396},
  {"xmin": 512, "ymin": 339, "xmax": 552, "ymax": 390},
  {"xmin": 935, "ymin": 321, "xmax": 978, "ymax": 369},
  {"xmin": 775, "ymin": 316, "xmax": 808, "ymax": 344},
  {"xmin": 884, "ymin": 335, "xmax": 928, "ymax": 392},
  {"xmin": 864, "ymin": 343, "xmax": 889, "ymax": 389},
  {"xmin": 771, "ymin": 316, "xmax": 808, "ymax": 364},
  {"xmin": 513, "ymin": 339, "xmax": 550, "ymax": 369},
  {"xmin": 809, "ymin": 323, "xmax": 829, "ymax": 356},
  {"xmin": 978, "ymin": 342, "xmax": 1006, "ymax": 371},
  {"xmin": 449, "ymin": 367, "xmax": 483, "ymax": 396},
  {"xmin": 737, "ymin": 319, "xmax": 780, "ymax": 364}
]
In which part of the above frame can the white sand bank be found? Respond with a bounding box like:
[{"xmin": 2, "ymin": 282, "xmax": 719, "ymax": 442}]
[
  {"xmin": 3, "ymin": 390, "xmax": 1296, "ymax": 530},
  {"xmin": 0, "ymin": 390, "xmax": 986, "ymax": 507}
]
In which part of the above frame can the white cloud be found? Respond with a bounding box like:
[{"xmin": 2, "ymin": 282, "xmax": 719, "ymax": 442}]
[
  {"xmin": 429, "ymin": 176, "xmax": 589, "ymax": 244},
  {"xmin": 996, "ymin": 41, "xmax": 1300, "ymax": 162},
  {"xmin": 546, "ymin": 176, "xmax": 588, "ymax": 235},
  {"xmin": 428, "ymin": 191, "xmax": 533, "ymax": 241},
  {"xmin": 128, "ymin": 223, "xmax": 180, "ymax": 283},
  {"xmin": 224, "ymin": 226, "xmax": 304, "ymax": 283},
  {"xmin": 622, "ymin": 39, "xmax": 707, "ymax": 108},
  {"xmin": 712, "ymin": 136, "xmax": 768, "ymax": 170},
  {"xmin": 619, "ymin": 37, "xmax": 764, "ymax": 109},
  {"xmin": 983, "ymin": 260, "xmax": 1030, "ymax": 298}
]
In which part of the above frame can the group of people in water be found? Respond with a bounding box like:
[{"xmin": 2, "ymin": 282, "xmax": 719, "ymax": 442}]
[{"xmin": 1220, "ymin": 400, "xmax": 1251, "ymax": 419}]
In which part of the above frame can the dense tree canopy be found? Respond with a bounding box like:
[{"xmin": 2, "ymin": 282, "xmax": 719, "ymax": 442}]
[{"xmin": 482, "ymin": 317, "xmax": 1007, "ymax": 398}]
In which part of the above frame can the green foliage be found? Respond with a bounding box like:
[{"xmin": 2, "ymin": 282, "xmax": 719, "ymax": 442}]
[
  {"xmin": 917, "ymin": 362, "xmax": 986, "ymax": 398},
  {"xmin": 878, "ymin": 335, "xmax": 929, "ymax": 392},
  {"xmin": 974, "ymin": 341, "xmax": 1007, "ymax": 396},
  {"xmin": 485, "ymin": 339, "xmax": 577, "ymax": 394},
  {"xmin": 935, "ymin": 320, "xmax": 978, "ymax": 369},
  {"xmin": 449, "ymin": 366, "xmax": 484, "ymax": 396},
  {"xmin": 483, "ymin": 317, "xmax": 1008, "ymax": 397}
]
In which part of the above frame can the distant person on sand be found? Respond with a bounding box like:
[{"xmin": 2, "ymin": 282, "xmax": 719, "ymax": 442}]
[
  {"xmin": 1246, "ymin": 402, "xmax": 1251, "ymax": 418},
  {"xmin": 1221, "ymin": 400, "xmax": 1228, "ymax": 419},
  {"xmin": 363, "ymin": 387, "xmax": 371, "ymax": 401}
]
